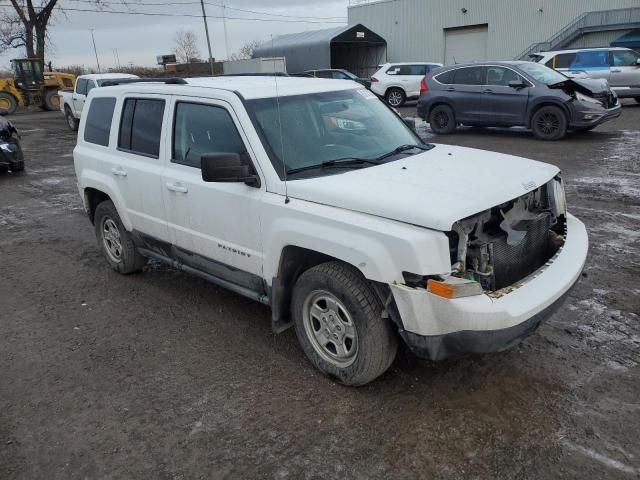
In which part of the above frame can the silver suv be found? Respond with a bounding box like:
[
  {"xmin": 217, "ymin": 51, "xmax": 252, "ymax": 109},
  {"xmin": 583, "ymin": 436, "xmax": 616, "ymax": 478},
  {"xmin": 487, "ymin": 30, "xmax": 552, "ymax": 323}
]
[{"xmin": 531, "ymin": 47, "xmax": 640, "ymax": 102}]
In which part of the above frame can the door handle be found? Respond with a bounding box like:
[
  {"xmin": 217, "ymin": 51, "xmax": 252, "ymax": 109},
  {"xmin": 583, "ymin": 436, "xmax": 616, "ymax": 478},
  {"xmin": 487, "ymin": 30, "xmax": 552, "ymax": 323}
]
[
  {"xmin": 111, "ymin": 166, "xmax": 127, "ymax": 177},
  {"xmin": 482, "ymin": 89, "xmax": 494, "ymax": 94},
  {"xmin": 446, "ymin": 87, "xmax": 456, "ymax": 92},
  {"xmin": 166, "ymin": 182, "xmax": 188, "ymax": 193},
  {"xmin": 611, "ymin": 68, "xmax": 622, "ymax": 73}
]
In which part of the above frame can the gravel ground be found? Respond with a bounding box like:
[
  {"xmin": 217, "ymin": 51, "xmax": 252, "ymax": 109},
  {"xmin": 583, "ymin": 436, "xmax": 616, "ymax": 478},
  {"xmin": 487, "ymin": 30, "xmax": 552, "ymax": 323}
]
[{"xmin": 1, "ymin": 103, "xmax": 639, "ymax": 480}]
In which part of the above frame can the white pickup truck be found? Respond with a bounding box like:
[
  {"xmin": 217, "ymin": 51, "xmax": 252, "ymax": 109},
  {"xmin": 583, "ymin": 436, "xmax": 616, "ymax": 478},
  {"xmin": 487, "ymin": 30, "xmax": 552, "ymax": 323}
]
[
  {"xmin": 59, "ymin": 73, "xmax": 138, "ymax": 131},
  {"xmin": 73, "ymin": 76, "xmax": 588, "ymax": 386}
]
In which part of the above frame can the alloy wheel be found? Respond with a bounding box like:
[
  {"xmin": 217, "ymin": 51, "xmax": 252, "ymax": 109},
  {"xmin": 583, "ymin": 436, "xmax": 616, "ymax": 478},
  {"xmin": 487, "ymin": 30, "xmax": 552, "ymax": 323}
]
[{"xmin": 101, "ymin": 217, "xmax": 123, "ymax": 263}]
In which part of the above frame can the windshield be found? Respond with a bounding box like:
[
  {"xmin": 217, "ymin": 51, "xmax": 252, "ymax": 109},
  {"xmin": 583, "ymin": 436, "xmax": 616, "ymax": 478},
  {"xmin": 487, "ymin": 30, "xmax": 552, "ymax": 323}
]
[
  {"xmin": 247, "ymin": 89, "xmax": 421, "ymax": 179},
  {"xmin": 519, "ymin": 62, "xmax": 568, "ymax": 85}
]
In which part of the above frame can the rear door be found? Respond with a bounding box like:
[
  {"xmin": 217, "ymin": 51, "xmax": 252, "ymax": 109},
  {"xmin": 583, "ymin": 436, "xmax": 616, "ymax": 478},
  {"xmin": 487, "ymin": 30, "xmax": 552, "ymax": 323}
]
[
  {"xmin": 160, "ymin": 96, "xmax": 264, "ymax": 287},
  {"xmin": 399, "ymin": 64, "xmax": 428, "ymax": 98},
  {"xmin": 569, "ymin": 50, "xmax": 611, "ymax": 82},
  {"xmin": 448, "ymin": 66, "xmax": 487, "ymax": 123},
  {"xmin": 483, "ymin": 66, "xmax": 530, "ymax": 125},
  {"xmin": 609, "ymin": 49, "xmax": 640, "ymax": 93},
  {"xmin": 108, "ymin": 94, "xmax": 170, "ymax": 241}
]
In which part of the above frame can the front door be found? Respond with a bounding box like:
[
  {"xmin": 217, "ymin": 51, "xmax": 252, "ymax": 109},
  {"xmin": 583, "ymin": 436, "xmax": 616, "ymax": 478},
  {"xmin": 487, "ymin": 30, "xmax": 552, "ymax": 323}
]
[
  {"xmin": 483, "ymin": 66, "xmax": 530, "ymax": 125},
  {"xmin": 609, "ymin": 49, "xmax": 640, "ymax": 94},
  {"xmin": 161, "ymin": 97, "xmax": 264, "ymax": 289}
]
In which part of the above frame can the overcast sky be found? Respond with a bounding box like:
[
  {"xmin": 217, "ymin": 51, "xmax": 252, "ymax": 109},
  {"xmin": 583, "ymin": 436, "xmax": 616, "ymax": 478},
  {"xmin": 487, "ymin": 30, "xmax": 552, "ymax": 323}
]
[{"xmin": 0, "ymin": 0, "xmax": 351, "ymax": 70}]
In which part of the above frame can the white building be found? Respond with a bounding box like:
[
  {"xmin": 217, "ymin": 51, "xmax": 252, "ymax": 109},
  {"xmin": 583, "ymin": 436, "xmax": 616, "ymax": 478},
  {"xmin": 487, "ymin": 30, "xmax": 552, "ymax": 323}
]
[{"xmin": 347, "ymin": 0, "xmax": 640, "ymax": 64}]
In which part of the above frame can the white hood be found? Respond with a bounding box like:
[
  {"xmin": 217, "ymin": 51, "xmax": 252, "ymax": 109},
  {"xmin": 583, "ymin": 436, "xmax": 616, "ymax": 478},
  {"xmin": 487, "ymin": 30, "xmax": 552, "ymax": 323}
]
[{"xmin": 285, "ymin": 144, "xmax": 559, "ymax": 231}]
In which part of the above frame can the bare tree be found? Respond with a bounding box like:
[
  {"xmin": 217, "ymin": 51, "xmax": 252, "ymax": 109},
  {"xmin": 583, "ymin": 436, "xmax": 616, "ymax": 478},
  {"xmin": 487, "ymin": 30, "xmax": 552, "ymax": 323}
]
[
  {"xmin": 228, "ymin": 40, "xmax": 261, "ymax": 61},
  {"xmin": 173, "ymin": 29, "xmax": 201, "ymax": 64},
  {"xmin": 0, "ymin": 1, "xmax": 58, "ymax": 60}
]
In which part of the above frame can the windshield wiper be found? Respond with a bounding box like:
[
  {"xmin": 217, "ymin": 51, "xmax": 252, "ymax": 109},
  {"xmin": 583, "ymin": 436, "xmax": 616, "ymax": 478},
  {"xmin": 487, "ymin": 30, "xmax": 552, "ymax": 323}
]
[
  {"xmin": 374, "ymin": 143, "xmax": 432, "ymax": 162},
  {"xmin": 286, "ymin": 157, "xmax": 381, "ymax": 175}
]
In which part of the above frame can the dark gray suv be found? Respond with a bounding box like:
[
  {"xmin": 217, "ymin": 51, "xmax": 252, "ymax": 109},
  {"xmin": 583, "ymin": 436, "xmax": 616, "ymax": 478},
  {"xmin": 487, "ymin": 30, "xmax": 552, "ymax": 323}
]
[{"xmin": 417, "ymin": 61, "xmax": 621, "ymax": 140}]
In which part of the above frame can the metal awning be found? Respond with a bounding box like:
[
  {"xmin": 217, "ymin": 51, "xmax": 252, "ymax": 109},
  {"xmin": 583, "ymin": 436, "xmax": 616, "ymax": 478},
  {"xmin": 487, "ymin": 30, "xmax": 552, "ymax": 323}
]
[{"xmin": 611, "ymin": 29, "xmax": 640, "ymax": 49}]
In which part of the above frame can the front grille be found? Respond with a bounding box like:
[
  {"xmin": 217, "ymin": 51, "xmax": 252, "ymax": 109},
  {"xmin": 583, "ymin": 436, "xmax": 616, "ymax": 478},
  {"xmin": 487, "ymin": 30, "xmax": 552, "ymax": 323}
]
[{"xmin": 491, "ymin": 215, "xmax": 553, "ymax": 290}]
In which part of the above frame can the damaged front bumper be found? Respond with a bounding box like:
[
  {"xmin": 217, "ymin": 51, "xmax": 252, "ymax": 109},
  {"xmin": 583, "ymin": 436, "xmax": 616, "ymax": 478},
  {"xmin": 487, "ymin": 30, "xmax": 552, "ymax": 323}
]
[
  {"xmin": 569, "ymin": 100, "xmax": 621, "ymax": 129},
  {"xmin": 390, "ymin": 213, "xmax": 588, "ymax": 361}
]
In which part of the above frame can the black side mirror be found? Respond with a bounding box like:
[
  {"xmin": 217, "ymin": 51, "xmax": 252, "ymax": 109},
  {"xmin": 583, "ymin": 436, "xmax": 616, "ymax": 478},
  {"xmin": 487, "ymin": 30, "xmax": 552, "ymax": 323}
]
[
  {"xmin": 508, "ymin": 80, "xmax": 527, "ymax": 89},
  {"xmin": 0, "ymin": 109, "xmax": 8, "ymax": 117},
  {"xmin": 201, "ymin": 153, "xmax": 260, "ymax": 187},
  {"xmin": 402, "ymin": 117, "xmax": 416, "ymax": 132}
]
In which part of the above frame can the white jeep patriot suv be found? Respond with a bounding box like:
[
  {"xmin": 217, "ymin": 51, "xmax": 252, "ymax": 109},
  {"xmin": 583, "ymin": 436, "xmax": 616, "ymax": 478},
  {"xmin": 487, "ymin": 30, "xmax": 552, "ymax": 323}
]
[{"xmin": 73, "ymin": 76, "xmax": 588, "ymax": 386}]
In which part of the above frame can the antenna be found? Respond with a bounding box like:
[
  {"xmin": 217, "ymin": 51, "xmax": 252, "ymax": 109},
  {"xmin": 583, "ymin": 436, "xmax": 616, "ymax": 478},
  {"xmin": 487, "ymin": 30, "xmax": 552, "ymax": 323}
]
[{"xmin": 271, "ymin": 34, "xmax": 289, "ymax": 204}]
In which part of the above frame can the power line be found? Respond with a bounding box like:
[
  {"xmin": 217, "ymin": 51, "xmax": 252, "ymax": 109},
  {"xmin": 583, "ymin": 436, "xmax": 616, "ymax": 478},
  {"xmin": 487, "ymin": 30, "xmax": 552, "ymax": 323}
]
[{"xmin": 0, "ymin": 3, "xmax": 347, "ymax": 23}]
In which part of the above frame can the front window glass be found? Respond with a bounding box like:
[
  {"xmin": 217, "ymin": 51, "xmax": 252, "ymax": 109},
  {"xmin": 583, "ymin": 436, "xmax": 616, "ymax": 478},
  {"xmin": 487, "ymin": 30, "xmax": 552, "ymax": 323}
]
[
  {"xmin": 611, "ymin": 49, "xmax": 640, "ymax": 67},
  {"xmin": 247, "ymin": 89, "xmax": 422, "ymax": 179},
  {"xmin": 487, "ymin": 67, "xmax": 524, "ymax": 86},
  {"xmin": 519, "ymin": 62, "xmax": 567, "ymax": 85}
]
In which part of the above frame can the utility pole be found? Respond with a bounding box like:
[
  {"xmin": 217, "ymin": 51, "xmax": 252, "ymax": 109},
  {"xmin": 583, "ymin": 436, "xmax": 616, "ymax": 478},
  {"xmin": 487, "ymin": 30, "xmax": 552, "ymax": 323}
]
[
  {"xmin": 114, "ymin": 48, "xmax": 121, "ymax": 69},
  {"xmin": 90, "ymin": 29, "xmax": 101, "ymax": 72},
  {"xmin": 222, "ymin": 1, "xmax": 230, "ymax": 60},
  {"xmin": 200, "ymin": 0, "xmax": 215, "ymax": 75}
]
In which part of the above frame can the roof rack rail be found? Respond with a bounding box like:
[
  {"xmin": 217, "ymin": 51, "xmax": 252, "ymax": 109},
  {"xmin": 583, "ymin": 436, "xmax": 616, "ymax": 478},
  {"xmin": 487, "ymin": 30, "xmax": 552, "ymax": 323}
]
[{"xmin": 101, "ymin": 77, "xmax": 188, "ymax": 87}]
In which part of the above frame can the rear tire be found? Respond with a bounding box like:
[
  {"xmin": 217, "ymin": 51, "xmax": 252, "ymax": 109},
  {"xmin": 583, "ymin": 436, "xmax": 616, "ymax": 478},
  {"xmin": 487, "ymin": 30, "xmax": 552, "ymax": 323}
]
[
  {"xmin": 65, "ymin": 106, "xmax": 79, "ymax": 131},
  {"xmin": 94, "ymin": 200, "xmax": 146, "ymax": 274},
  {"xmin": 531, "ymin": 105, "xmax": 567, "ymax": 140},
  {"xmin": 43, "ymin": 89, "xmax": 59, "ymax": 111},
  {"xmin": 385, "ymin": 87, "xmax": 406, "ymax": 107},
  {"xmin": 0, "ymin": 92, "xmax": 18, "ymax": 114},
  {"xmin": 429, "ymin": 104, "xmax": 457, "ymax": 134},
  {"xmin": 291, "ymin": 261, "xmax": 398, "ymax": 386}
]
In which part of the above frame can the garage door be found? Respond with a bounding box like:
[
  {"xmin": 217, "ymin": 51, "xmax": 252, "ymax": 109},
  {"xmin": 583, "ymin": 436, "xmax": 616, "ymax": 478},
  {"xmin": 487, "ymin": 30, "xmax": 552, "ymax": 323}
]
[{"xmin": 444, "ymin": 25, "xmax": 488, "ymax": 65}]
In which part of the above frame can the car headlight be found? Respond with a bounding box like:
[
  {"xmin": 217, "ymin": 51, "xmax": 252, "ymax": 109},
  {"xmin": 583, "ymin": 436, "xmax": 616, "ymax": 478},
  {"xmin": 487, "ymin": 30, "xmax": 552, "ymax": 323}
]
[
  {"xmin": 575, "ymin": 91, "xmax": 602, "ymax": 105},
  {"xmin": 0, "ymin": 143, "xmax": 16, "ymax": 153},
  {"xmin": 549, "ymin": 177, "xmax": 567, "ymax": 217}
]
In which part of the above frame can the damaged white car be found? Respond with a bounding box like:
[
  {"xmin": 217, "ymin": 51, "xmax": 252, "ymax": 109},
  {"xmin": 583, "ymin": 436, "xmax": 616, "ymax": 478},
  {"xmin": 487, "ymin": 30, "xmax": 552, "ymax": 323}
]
[{"xmin": 74, "ymin": 77, "xmax": 588, "ymax": 386}]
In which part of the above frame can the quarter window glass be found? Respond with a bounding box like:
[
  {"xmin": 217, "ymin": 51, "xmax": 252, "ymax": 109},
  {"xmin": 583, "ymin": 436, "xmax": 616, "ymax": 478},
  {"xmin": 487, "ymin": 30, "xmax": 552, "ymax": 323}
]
[
  {"xmin": 611, "ymin": 50, "xmax": 640, "ymax": 67},
  {"xmin": 386, "ymin": 65, "xmax": 400, "ymax": 75},
  {"xmin": 76, "ymin": 78, "xmax": 88, "ymax": 95},
  {"xmin": 487, "ymin": 67, "xmax": 523, "ymax": 86},
  {"xmin": 83, "ymin": 97, "xmax": 116, "ymax": 146},
  {"xmin": 118, "ymin": 98, "xmax": 165, "ymax": 158},
  {"xmin": 173, "ymin": 103, "xmax": 247, "ymax": 169},
  {"xmin": 453, "ymin": 67, "xmax": 486, "ymax": 85},
  {"xmin": 435, "ymin": 70, "xmax": 455, "ymax": 84}
]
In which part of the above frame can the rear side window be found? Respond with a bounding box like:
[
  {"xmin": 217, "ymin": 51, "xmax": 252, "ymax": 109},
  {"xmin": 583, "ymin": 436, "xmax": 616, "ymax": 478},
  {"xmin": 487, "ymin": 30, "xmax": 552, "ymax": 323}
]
[
  {"xmin": 173, "ymin": 102, "xmax": 247, "ymax": 169},
  {"xmin": 397, "ymin": 65, "xmax": 427, "ymax": 75},
  {"xmin": 83, "ymin": 97, "xmax": 116, "ymax": 146},
  {"xmin": 572, "ymin": 50, "xmax": 609, "ymax": 70},
  {"xmin": 547, "ymin": 53, "xmax": 576, "ymax": 69},
  {"xmin": 118, "ymin": 98, "xmax": 165, "ymax": 158},
  {"xmin": 452, "ymin": 67, "xmax": 486, "ymax": 85}
]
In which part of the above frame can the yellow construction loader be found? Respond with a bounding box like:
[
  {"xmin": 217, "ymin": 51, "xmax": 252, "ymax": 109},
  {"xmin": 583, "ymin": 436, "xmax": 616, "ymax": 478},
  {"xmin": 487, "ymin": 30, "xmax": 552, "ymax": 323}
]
[{"xmin": 0, "ymin": 59, "xmax": 75, "ymax": 114}]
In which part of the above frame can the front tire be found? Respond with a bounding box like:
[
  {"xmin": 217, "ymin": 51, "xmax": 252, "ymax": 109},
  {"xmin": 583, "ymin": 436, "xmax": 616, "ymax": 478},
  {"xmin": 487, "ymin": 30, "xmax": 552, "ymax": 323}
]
[
  {"xmin": 429, "ymin": 104, "xmax": 457, "ymax": 134},
  {"xmin": 0, "ymin": 92, "xmax": 18, "ymax": 114},
  {"xmin": 94, "ymin": 200, "xmax": 146, "ymax": 274},
  {"xmin": 385, "ymin": 87, "xmax": 406, "ymax": 107},
  {"xmin": 65, "ymin": 106, "xmax": 79, "ymax": 131},
  {"xmin": 292, "ymin": 262, "xmax": 398, "ymax": 386},
  {"xmin": 43, "ymin": 89, "xmax": 59, "ymax": 111},
  {"xmin": 531, "ymin": 105, "xmax": 567, "ymax": 140}
]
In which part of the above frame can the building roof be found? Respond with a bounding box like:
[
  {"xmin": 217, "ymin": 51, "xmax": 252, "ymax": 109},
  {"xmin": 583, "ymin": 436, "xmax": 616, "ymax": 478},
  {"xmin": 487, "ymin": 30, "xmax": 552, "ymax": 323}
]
[{"xmin": 611, "ymin": 29, "xmax": 640, "ymax": 48}]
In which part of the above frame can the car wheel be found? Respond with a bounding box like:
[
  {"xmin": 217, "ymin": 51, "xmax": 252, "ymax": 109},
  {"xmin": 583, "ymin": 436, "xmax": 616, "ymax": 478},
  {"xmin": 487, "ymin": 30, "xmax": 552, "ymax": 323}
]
[
  {"xmin": 43, "ymin": 89, "xmax": 60, "ymax": 111},
  {"xmin": 94, "ymin": 200, "xmax": 146, "ymax": 274},
  {"xmin": 292, "ymin": 261, "xmax": 398, "ymax": 386},
  {"xmin": 65, "ymin": 106, "xmax": 79, "ymax": 131},
  {"xmin": 429, "ymin": 104, "xmax": 457, "ymax": 134},
  {"xmin": 385, "ymin": 88, "xmax": 406, "ymax": 107},
  {"xmin": 0, "ymin": 92, "xmax": 18, "ymax": 114},
  {"xmin": 531, "ymin": 105, "xmax": 567, "ymax": 140}
]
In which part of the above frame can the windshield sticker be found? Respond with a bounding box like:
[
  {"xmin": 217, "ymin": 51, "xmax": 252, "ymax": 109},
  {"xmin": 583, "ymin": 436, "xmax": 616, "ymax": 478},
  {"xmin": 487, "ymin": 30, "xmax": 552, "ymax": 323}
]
[{"xmin": 357, "ymin": 89, "xmax": 377, "ymax": 100}]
